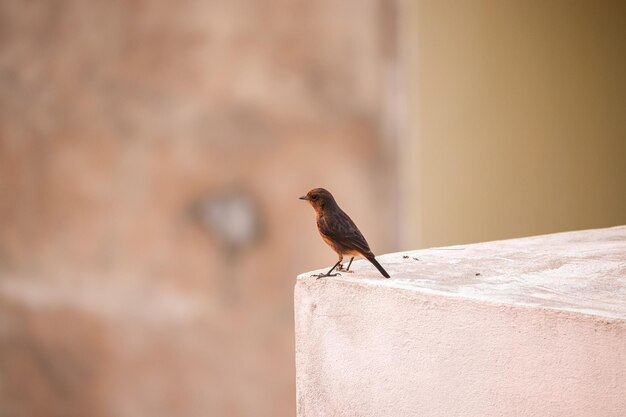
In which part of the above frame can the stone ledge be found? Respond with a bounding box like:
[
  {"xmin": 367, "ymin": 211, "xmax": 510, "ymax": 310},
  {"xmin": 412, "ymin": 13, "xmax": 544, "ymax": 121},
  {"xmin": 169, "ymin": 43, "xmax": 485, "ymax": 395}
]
[
  {"xmin": 298, "ymin": 226, "xmax": 626, "ymax": 319},
  {"xmin": 295, "ymin": 226, "xmax": 626, "ymax": 417}
]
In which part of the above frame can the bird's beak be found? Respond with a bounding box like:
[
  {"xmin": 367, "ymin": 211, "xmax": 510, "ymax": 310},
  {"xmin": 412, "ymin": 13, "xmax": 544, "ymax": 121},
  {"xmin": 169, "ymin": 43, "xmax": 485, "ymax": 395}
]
[{"xmin": 299, "ymin": 195, "xmax": 308, "ymax": 201}]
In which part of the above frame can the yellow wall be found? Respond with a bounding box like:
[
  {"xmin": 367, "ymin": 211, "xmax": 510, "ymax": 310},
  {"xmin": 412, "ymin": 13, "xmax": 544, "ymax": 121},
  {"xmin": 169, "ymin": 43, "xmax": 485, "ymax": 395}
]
[{"xmin": 405, "ymin": 0, "xmax": 626, "ymax": 247}]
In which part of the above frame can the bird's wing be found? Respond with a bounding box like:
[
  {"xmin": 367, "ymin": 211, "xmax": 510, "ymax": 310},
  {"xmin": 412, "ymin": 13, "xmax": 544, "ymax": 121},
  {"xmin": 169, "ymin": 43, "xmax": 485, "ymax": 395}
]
[{"xmin": 319, "ymin": 209, "xmax": 372, "ymax": 255}]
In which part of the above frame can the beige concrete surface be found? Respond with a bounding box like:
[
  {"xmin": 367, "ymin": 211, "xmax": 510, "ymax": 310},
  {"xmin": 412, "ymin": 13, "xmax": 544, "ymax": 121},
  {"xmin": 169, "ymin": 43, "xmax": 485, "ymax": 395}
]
[{"xmin": 295, "ymin": 226, "xmax": 626, "ymax": 417}]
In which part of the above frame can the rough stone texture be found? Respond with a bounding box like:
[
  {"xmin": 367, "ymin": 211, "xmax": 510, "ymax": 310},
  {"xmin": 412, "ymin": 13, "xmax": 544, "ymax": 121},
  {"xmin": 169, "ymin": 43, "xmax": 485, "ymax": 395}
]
[
  {"xmin": 295, "ymin": 226, "xmax": 626, "ymax": 417},
  {"xmin": 0, "ymin": 1, "xmax": 400, "ymax": 416}
]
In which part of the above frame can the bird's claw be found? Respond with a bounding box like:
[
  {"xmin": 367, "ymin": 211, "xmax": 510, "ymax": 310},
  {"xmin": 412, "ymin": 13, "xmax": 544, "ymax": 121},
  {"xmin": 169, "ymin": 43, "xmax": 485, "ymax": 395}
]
[{"xmin": 311, "ymin": 272, "xmax": 341, "ymax": 279}]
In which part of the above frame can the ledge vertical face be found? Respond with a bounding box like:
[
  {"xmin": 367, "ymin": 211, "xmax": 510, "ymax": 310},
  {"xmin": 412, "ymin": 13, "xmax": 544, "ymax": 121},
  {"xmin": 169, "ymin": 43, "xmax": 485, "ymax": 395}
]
[{"xmin": 295, "ymin": 227, "xmax": 626, "ymax": 417}]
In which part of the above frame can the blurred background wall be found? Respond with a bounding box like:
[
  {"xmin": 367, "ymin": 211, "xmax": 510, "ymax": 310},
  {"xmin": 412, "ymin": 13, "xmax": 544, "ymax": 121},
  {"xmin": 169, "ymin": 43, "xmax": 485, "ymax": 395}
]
[
  {"xmin": 0, "ymin": 0, "xmax": 625, "ymax": 416},
  {"xmin": 0, "ymin": 1, "xmax": 399, "ymax": 416},
  {"xmin": 403, "ymin": 0, "xmax": 626, "ymax": 248}
]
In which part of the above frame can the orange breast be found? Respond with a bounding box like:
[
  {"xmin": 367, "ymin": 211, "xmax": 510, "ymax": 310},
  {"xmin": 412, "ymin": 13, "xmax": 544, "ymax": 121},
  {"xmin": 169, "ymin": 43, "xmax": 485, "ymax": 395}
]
[{"xmin": 320, "ymin": 233, "xmax": 360, "ymax": 256}]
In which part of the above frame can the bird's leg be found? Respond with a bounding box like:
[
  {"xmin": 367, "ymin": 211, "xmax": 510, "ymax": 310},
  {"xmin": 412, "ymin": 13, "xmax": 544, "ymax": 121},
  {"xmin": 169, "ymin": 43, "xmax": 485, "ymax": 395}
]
[
  {"xmin": 313, "ymin": 259, "xmax": 342, "ymax": 279},
  {"xmin": 345, "ymin": 257, "xmax": 354, "ymax": 273},
  {"xmin": 336, "ymin": 255, "xmax": 345, "ymax": 271}
]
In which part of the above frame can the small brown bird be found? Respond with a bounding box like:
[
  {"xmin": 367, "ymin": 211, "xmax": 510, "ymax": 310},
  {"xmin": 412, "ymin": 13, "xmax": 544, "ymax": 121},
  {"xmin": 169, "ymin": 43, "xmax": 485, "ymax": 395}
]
[{"xmin": 300, "ymin": 188, "xmax": 390, "ymax": 279}]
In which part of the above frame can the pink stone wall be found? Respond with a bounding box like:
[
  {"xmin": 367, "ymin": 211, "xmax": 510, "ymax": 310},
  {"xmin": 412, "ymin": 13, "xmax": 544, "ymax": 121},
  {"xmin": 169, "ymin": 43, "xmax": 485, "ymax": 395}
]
[
  {"xmin": 296, "ymin": 280, "xmax": 626, "ymax": 417},
  {"xmin": 295, "ymin": 228, "xmax": 626, "ymax": 417}
]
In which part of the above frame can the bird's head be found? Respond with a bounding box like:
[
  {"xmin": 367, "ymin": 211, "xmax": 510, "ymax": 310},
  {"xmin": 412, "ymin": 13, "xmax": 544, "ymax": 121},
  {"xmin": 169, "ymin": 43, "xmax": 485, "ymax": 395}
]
[{"xmin": 299, "ymin": 188, "xmax": 336, "ymax": 211}]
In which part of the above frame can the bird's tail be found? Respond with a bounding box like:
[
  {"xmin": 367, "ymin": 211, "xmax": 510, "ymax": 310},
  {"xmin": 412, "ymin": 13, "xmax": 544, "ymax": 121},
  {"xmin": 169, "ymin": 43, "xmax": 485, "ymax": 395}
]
[{"xmin": 366, "ymin": 255, "xmax": 390, "ymax": 278}]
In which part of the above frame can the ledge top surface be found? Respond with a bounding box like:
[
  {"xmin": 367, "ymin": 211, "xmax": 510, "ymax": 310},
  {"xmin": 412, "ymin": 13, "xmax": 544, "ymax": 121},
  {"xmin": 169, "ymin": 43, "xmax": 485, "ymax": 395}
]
[{"xmin": 298, "ymin": 226, "xmax": 626, "ymax": 320}]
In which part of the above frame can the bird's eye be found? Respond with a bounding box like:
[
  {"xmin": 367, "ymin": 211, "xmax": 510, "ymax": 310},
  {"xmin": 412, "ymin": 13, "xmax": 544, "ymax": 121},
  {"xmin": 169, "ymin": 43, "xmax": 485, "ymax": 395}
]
[{"xmin": 310, "ymin": 195, "xmax": 318, "ymax": 201}]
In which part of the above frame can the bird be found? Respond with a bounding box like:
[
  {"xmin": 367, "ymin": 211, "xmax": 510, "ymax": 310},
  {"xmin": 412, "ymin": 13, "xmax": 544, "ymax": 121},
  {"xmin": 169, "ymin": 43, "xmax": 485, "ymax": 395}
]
[{"xmin": 299, "ymin": 188, "xmax": 390, "ymax": 279}]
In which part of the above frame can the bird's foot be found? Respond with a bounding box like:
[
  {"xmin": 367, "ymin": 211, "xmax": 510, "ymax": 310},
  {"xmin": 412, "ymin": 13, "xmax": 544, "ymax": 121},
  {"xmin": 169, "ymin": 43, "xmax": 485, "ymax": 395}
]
[
  {"xmin": 311, "ymin": 272, "xmax": 341, "ymax": 279},
  {"xmin": 337, "ymin": 263, "xmax": 345, "ymax": 271}
]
